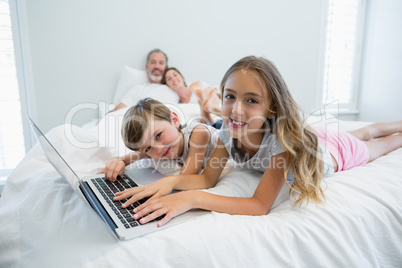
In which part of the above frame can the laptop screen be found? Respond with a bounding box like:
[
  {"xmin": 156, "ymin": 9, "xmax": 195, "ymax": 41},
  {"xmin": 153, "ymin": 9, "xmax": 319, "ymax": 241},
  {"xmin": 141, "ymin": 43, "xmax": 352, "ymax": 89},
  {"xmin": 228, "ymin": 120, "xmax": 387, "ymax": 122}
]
[
  {"xmin": 28, "ymin": 117, "xmax": 118, "ymax": 232},
  {"xmin": 28, "ymin": 117, "xmax": 82, "ymax": 190}
]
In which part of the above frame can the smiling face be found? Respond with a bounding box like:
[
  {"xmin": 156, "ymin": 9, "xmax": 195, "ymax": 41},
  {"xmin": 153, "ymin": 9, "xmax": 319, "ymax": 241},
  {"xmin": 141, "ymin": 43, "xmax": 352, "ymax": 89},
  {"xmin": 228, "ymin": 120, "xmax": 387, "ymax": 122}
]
[
  {"xmin": 146, "ymin": 52, "xmax": 167, "ymax": 83},
  {"xmin": 164, "ymin": 69, "xmax": 185, "ymax": 91},
  {"xmin": 138, "ymin": 115, "xmax": 183, "ymax": 160},
  {"xmin": 222, "ymin": 70, "xmax": 271, "ymax": 147}
]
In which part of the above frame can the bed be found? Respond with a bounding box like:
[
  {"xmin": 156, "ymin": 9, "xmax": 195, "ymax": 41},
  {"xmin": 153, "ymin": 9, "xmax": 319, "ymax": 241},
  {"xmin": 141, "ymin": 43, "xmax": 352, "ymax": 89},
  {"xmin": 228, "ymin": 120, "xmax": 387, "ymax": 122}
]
[{"xmin": 0, "ymin": 70, "xmax": 401, "ymax": 267}]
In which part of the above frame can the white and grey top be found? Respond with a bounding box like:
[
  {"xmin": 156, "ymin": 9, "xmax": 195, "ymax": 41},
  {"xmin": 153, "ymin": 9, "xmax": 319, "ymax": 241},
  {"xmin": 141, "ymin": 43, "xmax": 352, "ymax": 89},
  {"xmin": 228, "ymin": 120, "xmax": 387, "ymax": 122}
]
[
  {"xmin": 218, "ymin": 118, "xmax": 334, "ymax": 182},
  {"xmin": 177, "ymin": 123, "xmax": 220, "ymax": 171}
]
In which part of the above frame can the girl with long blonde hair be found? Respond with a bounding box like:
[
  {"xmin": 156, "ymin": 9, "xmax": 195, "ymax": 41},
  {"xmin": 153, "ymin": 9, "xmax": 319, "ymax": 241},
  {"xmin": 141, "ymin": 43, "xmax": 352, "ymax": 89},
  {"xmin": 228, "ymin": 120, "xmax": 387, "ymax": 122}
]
[{"xmin": 113, "ymin": 56, "xmax": 402, "ymax": 227}]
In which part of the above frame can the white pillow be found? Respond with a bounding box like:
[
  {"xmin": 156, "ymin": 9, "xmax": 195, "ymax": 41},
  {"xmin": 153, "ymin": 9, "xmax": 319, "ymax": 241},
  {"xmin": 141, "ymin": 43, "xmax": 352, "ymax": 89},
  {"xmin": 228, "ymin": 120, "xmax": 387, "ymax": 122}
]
[{"xmin": 113, "ymin": 65, "xmax": 148, "ymax": 105}]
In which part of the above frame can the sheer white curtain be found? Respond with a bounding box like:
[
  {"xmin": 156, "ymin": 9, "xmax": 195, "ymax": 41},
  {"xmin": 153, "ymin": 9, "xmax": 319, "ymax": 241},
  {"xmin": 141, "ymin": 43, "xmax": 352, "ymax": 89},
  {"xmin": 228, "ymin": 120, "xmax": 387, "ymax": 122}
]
[{"xmin": 0, "ymin": 0, "xmax": 25, "ymax": 183}]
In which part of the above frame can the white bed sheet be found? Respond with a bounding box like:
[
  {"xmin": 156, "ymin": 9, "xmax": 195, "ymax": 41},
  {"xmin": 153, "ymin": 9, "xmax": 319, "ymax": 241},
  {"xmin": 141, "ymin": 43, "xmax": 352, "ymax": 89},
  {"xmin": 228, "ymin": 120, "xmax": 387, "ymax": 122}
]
[{"xmin": 0, "ymin": 121, "xmax": 401, "ymax": 267}]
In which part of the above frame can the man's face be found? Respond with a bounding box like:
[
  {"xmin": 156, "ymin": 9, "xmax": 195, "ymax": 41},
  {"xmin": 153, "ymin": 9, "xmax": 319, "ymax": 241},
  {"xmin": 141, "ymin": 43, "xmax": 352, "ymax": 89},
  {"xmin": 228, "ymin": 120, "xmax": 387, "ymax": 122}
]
[{"xmin": 146, "ymin": 52, "xmax": 167, "ymax": 84}]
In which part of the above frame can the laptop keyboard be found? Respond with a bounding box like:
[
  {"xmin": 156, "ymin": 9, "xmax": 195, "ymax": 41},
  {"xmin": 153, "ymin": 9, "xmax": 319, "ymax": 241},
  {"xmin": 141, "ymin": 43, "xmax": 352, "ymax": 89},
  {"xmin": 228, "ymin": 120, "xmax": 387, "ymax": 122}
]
[{"xmin": 91, "ymin": 174, "xmax": 161, "ymax": 229}]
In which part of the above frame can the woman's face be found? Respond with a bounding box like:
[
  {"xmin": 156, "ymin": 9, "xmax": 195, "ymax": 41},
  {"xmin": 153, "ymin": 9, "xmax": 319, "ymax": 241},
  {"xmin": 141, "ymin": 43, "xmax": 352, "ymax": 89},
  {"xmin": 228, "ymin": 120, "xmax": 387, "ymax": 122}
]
[{"xmin": 164, "ymin": 69, "xmax": 185, "ymax": 91}]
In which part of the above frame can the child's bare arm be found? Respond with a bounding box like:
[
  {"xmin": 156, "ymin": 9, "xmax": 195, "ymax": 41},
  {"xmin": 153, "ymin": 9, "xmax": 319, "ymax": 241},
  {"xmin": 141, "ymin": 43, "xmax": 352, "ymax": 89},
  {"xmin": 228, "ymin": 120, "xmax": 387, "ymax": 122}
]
[
  {"xmin": 180, "ymin": 125, "xmax": 211, "ymax": 175},
  {"xmin": 114, "ymin": 139, "xmax": 229, "ymax": 207},
  {"xmin": 177, "ymin": 152, "xmax": 286, "ymax": 215},
  {"xmin": 175, "ymin": 138, "xmax": 229, "ymax": 190},
  {"xmin": 134, "ymin": 152, "xmax": 287, "ymax": 226}
]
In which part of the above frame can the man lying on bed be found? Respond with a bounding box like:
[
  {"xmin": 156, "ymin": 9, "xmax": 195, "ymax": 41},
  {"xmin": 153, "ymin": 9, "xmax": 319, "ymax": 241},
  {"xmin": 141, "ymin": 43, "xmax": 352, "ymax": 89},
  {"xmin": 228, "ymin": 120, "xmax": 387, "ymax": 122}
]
[{"xmin": 113, "ymin": 48, "xmax": 180, "ymax": 111}]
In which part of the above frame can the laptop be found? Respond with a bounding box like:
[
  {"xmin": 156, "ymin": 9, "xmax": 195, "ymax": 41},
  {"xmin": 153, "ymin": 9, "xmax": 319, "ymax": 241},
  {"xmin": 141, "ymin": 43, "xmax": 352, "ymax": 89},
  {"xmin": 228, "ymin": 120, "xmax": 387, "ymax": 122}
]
[{"xmin": 28, "ymin": 117, "xmax": 209, "ymax": 240}]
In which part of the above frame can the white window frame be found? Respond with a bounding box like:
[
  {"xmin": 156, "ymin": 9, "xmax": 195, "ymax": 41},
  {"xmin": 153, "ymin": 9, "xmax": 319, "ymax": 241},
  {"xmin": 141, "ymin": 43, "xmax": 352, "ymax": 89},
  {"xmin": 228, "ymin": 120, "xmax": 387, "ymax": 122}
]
[
  {"xmin": 317, "ymin": 0, "xmax": 367, "ymax": 115},
  {"xmin": 0, "ymin": 0, "xmax": 35, "ymax": 188},
  {"xmin": 9, "ymin": 0, "xmax": 36, "ymax": 149}
]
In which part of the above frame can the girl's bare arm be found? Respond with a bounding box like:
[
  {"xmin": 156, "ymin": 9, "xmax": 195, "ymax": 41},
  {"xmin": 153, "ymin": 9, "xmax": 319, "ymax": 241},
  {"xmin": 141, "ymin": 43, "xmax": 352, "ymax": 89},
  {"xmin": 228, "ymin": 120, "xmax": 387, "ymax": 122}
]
[
  {"xmin": 195, "ymin": 152, "xmax": 287, "ymax": 215},
  {"xmin": 180, "ymin": 124, "xmax": 211, "ymax": 175},
  {"xmin": 134, "ymin": 152, "xmax": 287, "ymax": 226},
  {"xmin": 174, "ymin": 138, "xmax": 229, "ymax": 190},
  {"xmin": 115, "ymin": 139, "xmax": 229, "ymax": 206}
]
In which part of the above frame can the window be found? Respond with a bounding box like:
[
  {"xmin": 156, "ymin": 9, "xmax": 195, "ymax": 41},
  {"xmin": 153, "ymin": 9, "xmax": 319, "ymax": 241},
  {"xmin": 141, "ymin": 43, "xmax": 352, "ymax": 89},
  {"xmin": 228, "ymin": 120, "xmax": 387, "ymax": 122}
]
[
  {"xmin": 0, "ymin": 0, "xmax": 25, "ymax": 183},
  {"xmin": 321, "ymin": 0, "xmax": 366, "ymax": 112}
]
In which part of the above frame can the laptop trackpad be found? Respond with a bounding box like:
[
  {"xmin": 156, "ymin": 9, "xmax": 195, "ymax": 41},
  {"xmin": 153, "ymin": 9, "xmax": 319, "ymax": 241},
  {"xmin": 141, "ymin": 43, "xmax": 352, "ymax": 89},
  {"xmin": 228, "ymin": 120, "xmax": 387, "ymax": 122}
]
[{"xmin": 124, "ymin": 169, "xmax": 165, "ymax": 186}]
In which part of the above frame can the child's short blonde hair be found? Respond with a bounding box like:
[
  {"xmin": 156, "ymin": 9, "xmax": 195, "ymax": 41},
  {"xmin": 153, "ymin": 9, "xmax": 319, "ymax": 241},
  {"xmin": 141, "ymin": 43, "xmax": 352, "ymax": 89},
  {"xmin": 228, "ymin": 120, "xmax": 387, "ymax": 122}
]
[{"xmin": 121, "ymin": 98, "xmax": 173, "ymax": 151}]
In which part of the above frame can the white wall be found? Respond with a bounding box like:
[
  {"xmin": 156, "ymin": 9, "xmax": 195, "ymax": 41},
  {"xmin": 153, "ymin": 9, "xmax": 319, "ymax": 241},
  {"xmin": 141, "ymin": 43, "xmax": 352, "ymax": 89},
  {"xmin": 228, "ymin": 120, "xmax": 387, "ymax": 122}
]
[
  {"xmin": 359, "ymin": 0, "xmax": 402, "ymax": 122},
  {"xmin": 20, "ymin": 0, "xmax": 325, "ymax": 132}
]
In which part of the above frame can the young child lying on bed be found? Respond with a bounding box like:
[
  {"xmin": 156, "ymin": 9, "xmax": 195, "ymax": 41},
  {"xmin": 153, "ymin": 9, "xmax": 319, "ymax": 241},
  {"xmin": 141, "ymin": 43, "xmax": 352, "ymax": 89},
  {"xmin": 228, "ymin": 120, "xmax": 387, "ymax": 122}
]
[
  {"xmin": 113, "ymin": 56, "xmax": 402, "ymax": 227},
  {"xmin": 101, "ymin": 98, "xmax": 220, "ymax": 184}
]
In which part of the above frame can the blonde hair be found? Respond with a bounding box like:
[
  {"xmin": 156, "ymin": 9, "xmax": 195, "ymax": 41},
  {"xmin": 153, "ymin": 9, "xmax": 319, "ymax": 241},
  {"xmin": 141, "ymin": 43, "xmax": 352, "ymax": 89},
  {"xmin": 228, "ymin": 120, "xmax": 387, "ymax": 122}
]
[
  {"xmin": 220, "ymin": 56, "xmax": 325, "ymax": 206},
  {"xmin": 121, "ymin": 98, "xmax": 178, "ymax": 151}
]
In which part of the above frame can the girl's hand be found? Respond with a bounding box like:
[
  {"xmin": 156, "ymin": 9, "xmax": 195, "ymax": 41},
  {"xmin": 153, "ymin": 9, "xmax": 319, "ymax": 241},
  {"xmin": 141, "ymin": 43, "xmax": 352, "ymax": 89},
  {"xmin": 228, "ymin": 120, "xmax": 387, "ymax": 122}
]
[
  {"xmin": 114, "ymin": 176, "xmax": 177, "ymax": 208},
  {"xmin": 101, "ymin": 159, "xmax": 126, "ymax": 182},
  {"xmin": 133, "ymin": 191, "xmax": 194, "ymax": 227}
]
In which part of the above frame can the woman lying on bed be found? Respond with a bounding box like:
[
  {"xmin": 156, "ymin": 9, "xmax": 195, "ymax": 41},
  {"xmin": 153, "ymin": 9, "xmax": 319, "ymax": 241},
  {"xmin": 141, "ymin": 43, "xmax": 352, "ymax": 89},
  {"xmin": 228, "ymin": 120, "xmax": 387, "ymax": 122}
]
[
  {"xmin": 112, "ymin": 56, "xmax": 402, "ymax": 228},
  {"xmin": 161, "ymin": 67, "xmax": 221, "ymax": 124}
]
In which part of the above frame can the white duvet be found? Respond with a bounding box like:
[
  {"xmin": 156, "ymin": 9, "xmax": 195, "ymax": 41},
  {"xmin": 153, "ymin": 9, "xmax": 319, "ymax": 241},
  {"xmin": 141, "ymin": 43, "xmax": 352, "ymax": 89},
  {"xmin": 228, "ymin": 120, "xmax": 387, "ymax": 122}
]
[{"xmin": 0, "ymin": 115, "xmax": 401, "ymax": 267}]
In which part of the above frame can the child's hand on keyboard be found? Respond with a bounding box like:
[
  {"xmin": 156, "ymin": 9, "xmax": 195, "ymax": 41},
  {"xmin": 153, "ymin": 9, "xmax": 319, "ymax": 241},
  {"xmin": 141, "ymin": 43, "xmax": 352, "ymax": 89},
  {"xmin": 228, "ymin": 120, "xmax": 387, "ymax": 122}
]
[
  {"xmin": 133, "ymin": 191, "xmax": 194, "ymax": 227},
  {"xmin": 101, "ymin": 158, "xmax": 126, "ymax": 182},
  {"xmin": 114, "ymin": 176, "xmax": 178, "ymax": 208}
]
